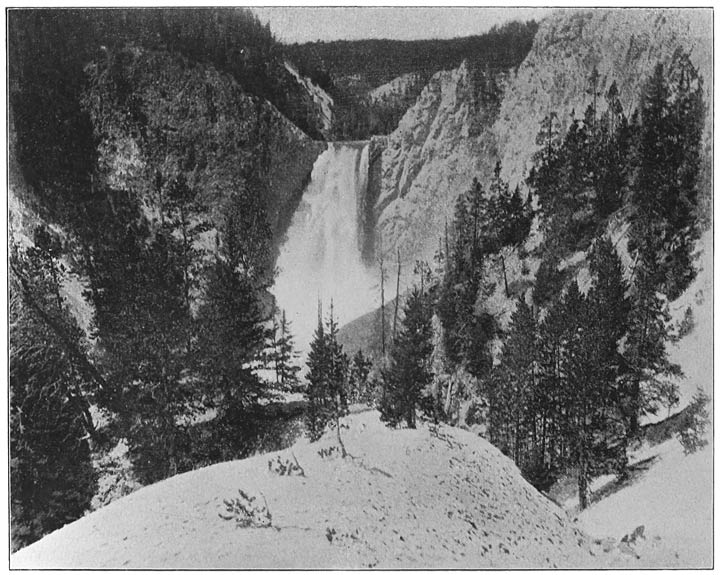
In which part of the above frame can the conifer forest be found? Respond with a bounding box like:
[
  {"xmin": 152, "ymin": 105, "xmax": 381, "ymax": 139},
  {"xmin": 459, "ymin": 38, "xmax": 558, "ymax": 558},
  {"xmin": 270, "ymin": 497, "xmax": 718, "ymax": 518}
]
[{"xmin": 8, "ymin": 7, "xmax": 713, "ymax": 569}]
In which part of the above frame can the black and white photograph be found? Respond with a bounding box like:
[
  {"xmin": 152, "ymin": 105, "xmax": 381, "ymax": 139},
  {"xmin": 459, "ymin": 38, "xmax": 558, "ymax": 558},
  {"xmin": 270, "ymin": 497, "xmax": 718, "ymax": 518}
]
[{"xmin": 6, "ymin": 5, "xmax": 714, "ymax": 569}]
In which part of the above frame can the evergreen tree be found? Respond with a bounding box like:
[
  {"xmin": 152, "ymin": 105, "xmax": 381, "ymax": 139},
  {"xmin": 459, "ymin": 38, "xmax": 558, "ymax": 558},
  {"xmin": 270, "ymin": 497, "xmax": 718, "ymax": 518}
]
[
  {"xmin": 488, "ymin": 299, "xmax": 537, "ymax": 472},
  {"xmin": 533, "ymin": 290, "xmax": 569, "ymax": 485},
  {"xmin": 482, "ymin": 162, "xmax": 534, "ymax": 296},
  {"xmin": 558, "ymin": 281, "xmax": 598, "ymax": 509},
  {"xmin": 623, "ymin": 265, "xmax": 681, "ymax": 440},
  {"xmin": 305, "ymin": 303, "xmax": 349, "ymax": 451},
  {"xmin": 9, "ymin": 235, "xmax": 97, "ymax": 550},
  {"xmin": 564, "ymin": 240, "xmax": 631, "ymax": 509},
  {"xmin": 85, "ymin": 193, "xmax": 196, "ymax": 483},
  {"xmin": 348, "ymin": 349, "xmax": 373, "ymax": 404},
  {"xmin": 196, "ymin": 203, "xmax": 271, "ymax": 417},
  {"xmin": 583, "ymin": 238, "xmax": 632, "ymax": 480},
  {"xmin": 269, "ymin": 309, "xmax": 302, "ymax": 393},
  {"xmin": 533, "ymin": 253, "xmax": 566, "ymax": 307},
  {"xmin": 530, "ymin": 113, "xmax": 597, "ymax": 254},
  {"xmin": 594, "ymin": 82, "xmax": 631, "ymax": 219},
  {"xmin": 380, "ymin": 286, "xmax": 434, "ymax": 428},
  {"xmin": 305, "ymin": 305, "xmax": 328, "ymax": 441},
  {"xmin": 629, "ymin": 53, "xmax": 704, "ymax": 299},
  {"xmin": 436, "ymin": 182, "xmax": 496, "ymax": 380}
]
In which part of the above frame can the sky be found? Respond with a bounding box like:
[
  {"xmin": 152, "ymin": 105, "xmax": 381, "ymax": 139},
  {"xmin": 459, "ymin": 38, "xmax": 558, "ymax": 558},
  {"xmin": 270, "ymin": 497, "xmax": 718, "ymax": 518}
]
[{"xmin": 252, "ymin": 7, "xmax": 550, "ymax": 44}]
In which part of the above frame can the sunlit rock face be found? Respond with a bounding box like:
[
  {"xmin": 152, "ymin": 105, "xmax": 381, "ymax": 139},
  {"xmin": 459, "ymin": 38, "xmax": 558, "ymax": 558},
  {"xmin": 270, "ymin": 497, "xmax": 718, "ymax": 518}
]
[
  {"xmin": 371, "ymin": 9, "xmax": 711, "ymax": 272},
  {"xmin": 494, "ymin": 8, "xmax": 712, "ymax": 189},
  {"xmin": 373, "ymin": 60, "xmax": 499, "ymax": 269}
]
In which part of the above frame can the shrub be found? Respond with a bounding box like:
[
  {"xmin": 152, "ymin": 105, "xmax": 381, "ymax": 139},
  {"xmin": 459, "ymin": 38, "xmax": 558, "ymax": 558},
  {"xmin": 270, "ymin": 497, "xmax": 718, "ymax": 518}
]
[
  {"xmin": 676, "ymin": 388, "xmax": 710, "ymax": 454},
  {"xmin": 267, "ymin": 453, "xmax": 305, "ymax": 476},
  {"xmin": 218, "ymin": 489, "xmax": 273, "ymax": 528}
]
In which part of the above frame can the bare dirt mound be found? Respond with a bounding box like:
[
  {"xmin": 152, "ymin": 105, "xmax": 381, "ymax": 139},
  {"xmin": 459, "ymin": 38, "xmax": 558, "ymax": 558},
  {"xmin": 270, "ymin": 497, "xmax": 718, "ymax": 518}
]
[{"xmin": 13, "ymin": 411, "xmax": 636, "ymax": 569}]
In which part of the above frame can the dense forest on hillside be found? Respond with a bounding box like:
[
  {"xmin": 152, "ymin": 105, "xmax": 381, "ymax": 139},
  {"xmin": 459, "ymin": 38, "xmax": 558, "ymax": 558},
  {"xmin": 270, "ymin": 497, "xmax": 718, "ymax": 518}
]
[
  {"xmin": 9, "ymin": 7, "xmax": 321, "ymax": 217},
  {"xmin": 285, "ymin": 20, "xmax": 539, "ymax": 139},
  {"xmin": 8, "ymin": 8, "xmax": 710, "ymax": 560},
  {"xmin": 366, "ymin": 53, "xmax": 707, "ymax": 507},
  {"xmin": 9, "ymin": 9, "xmax": 315, "ymax": 550},
  {"xmin": 287, "ymin": 21, "xmax": 538, "ymax": 89},
  {"xmin": 305, "ymin": 51, "xmax": 707, "ymax": 512}
]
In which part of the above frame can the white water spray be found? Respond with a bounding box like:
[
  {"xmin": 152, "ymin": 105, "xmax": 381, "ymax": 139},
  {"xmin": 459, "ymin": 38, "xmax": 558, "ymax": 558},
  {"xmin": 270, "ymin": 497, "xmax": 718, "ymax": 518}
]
[{"xmin": 274, "ymin": 142, "xmax": 379, "ymax": 357}]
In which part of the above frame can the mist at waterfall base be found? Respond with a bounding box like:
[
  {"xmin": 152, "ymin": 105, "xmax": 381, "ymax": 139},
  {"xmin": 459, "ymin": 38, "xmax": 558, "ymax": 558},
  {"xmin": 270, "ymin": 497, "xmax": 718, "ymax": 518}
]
[{"xmin": 273, "ymin": 143, "xmax": 380, "ymax": 363}]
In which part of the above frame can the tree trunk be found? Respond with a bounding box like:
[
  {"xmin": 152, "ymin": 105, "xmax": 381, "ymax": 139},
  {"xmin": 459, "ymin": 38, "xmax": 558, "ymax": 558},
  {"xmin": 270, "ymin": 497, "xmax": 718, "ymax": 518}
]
[
  {"xmin": 407, "ymin": 405, "xmax": 416, "ymax": 429},
  {"xmin": 444, "ymin": 220, "xmax": 450, "ymax": 275},
  {"xmin": 335, "ymin": 409, "xmax": 347, "ymax": 458},
  {"xmin": 578, "ymin": 455, "xmax": 589, "ymax": 510},
  {"xmin": 379, "ymin": 252, "xmax": 386, "ymax": 359},
  {"xmin": 444, "ymin": 379, "xmax": 454, "ymax": 420},
  {"xmin": 392, "ymin": 248, "xmax": 401, "ymax": 342},
  {"xmin": 513, "ymin": 412, "xmax": 521, "ymax": 466},
  {"xmin": 500, "ymin": 253, "xmax": 509, "ymax": 297}
]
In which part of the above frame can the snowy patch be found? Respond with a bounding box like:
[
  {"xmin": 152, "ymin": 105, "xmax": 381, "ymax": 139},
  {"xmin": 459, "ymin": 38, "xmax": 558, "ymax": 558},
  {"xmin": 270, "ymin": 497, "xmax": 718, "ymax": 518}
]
[{"xmin": 13, "ymin": 410, "xmax": 648, "ymax": 569}]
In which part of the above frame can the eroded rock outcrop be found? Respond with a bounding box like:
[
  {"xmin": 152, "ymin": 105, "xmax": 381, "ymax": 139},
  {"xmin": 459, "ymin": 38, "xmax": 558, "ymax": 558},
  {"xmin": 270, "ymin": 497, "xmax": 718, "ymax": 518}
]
[
  {"xmin": 284, "ymin": 60, "xmax": 334, "ymax": 139},
  {"xmin": 372, "ymin": 9, "xmax": 712, "ymax": 268},
  {"xmin": 495, "ymin": 9, "xmax": 712, "ymax": 187},
  {"xmin": 373, "ymin": 60, "xmax": 500, "ymax": 265}
]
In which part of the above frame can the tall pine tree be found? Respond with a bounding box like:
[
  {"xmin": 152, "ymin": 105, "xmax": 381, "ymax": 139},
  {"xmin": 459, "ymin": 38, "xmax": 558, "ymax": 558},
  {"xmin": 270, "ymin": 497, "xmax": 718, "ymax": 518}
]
[
  {"xmin": 629, "ymin": 52, "xmax": 704, "ymax": 300},
  {"xmin": 305, "ymin": 303, "xmax": 349, "ymax": 451},
  {"xmin": 9, "ymin": 231, "xmax": 97, "ymax": 550},
  {"xmin": 268, "ymin": 309, "xmax": 302, "ymax": 393},
  {"xmin": 380, "ymin": 286, "xmax": 434, "ymax": 428}
]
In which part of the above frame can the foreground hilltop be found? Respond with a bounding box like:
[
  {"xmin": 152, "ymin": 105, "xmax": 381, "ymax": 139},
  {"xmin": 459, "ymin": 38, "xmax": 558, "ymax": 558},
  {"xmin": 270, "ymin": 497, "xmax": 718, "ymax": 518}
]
[{"xmin": 12, "ymin": 410, "xmax": 690, "ymax": 569}]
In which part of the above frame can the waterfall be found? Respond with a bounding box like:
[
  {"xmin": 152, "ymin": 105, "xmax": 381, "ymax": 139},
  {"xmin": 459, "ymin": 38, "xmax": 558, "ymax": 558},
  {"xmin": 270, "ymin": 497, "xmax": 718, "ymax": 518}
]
[{"xmin": 274, "ymin": 142, "xmax": 378, "ymax": 357}]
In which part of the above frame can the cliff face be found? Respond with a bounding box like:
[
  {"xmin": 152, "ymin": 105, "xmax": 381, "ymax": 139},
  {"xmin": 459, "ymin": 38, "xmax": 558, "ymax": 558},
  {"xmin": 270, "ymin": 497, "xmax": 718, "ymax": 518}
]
[
  {"xmin": 373, "ymin": 61, "xmax": 500, "ymax": 265},
  {"xmin": 89, "ymin": 47, "xmax": 325, "ymax": 260},
  {"xmin": 368, "ymin": 72, "xmax": 424, "ymax": 103},
  {"xmin": 372, "ymin": 8, "xmax": 712, "ymax": 267},
  {"xmin": 495, "ymin": 9, "xmax": 712, "ymax": 187},
  {"xmin": 9, "ymin": 46, "xmax": 325, "ymax": 341},
  {"xmin": 284, "ymin": 60, "xmax": 334, "ymax": 139},
  {"xmin": 260, "ymin": 101, "xmax": 327, "ymax": 252}
]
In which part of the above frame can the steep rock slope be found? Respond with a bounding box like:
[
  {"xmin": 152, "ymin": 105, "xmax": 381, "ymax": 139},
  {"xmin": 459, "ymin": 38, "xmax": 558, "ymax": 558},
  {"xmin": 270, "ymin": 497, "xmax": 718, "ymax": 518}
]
[
  {"xmin": 369, "ymin": 72, "xmax": 424, "ymax": 103},
  {"xmin": 9, "ymin": 46, "xmax": 325, "ymax": 338},
  {"xmin": 74, "ymin": 47, "xmax": 324, "ymax": 265},
  {"xmin": 284, "ymin": 60, "xmax": 334, "ymax": 138},
  {"xmin": 13, "ymin": 411, "xmax": 655, "ymax": 569},
  {"xmin": 259, "ymin": 101, "xmax": 328, "ymax": 248},
  {"xmin": 495, "ymin": 8, "xmax": 712, "ymax": 187},
  {"xmin": 372, "ymin": 8, "xmax": 712, "ymax": 266},
  {"xmin": 373, "ymin": 60, "xmax": 499, "ymax": 265}
]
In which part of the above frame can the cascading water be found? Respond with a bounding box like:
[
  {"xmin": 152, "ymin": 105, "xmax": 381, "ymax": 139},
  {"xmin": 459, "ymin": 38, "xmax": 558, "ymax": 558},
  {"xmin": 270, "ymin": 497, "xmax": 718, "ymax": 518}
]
[{"xmin": 274, "ymin": 142, "xmax": 379, "ymax": 357}]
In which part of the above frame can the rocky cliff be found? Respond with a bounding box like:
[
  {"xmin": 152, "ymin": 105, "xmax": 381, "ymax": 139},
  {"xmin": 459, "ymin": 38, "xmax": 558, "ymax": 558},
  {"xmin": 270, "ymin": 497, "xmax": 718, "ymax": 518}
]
[
  {"xmin": 495, "ymin": 9, "xmax": 712, "ymax": 187},
  {"xmin": 371, "ymin": 8, "xmax": 712, "ymax": 268},
  {"xmin": 260, "ymin": 102, "xmax": 328, "ymax": 253},
  {"xmin": 372, "ymin": 60, "xmax": 501, "ymax": 266},
  {"xmin": 368, "ymin": 72, "xmax": 425, "ymax": 103},
  {"xmin": 284, "ymin": 60, "xmax": 334, "ymax": 139},
  {"xmin": 97, "ymin": 48, "xmax": 326, "ymax": 260},
  {"xmin": 9, "ymin": 46, "xmax": 326, "ymax": 337}
]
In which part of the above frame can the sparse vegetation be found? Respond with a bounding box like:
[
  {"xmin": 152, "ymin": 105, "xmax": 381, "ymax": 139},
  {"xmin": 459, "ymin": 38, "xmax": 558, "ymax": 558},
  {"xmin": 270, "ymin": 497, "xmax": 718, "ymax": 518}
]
[
  {"xmin": 676, "ymin": 389, "xmax": 710, "ymax": 454},
  {"xmin": 268, "ymin": 453, "xmax": 306, "ymax": 476},
  {"xmin": 219, "ymin": 489, "xmax": 274, "ymax": 529},
  {"xmin": 287, "ymin": 20, "xmax": 539, "ymax": 139},
  {"xmin": 8, "ymin": 6, "xmax": 710, "ymax": 560}
]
